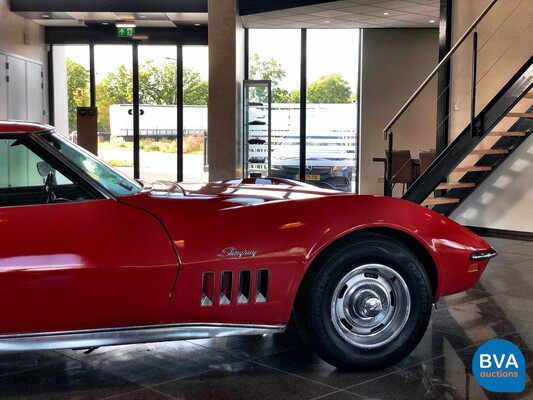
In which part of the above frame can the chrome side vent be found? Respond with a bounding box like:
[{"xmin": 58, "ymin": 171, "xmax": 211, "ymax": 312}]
[
  {"xmin": 220, "ymin": 271, "xmax": 233, "ymax": 305},
  {"xmin": 256, "ymin": 269, "xmax": 269, "ymax": 303},
  {"xmin": 201, "ymin": 272, "xmax": 215, "ymax": 306},
  {"xmin": 237, "ymin": 270, "xmax": 251, "ymax": 304}
]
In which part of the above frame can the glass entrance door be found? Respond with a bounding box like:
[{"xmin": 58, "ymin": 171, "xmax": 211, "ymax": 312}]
[
  {"xmin": 183, "ymin": 46, "xmax": 209, "ymax": 184},
  {"xmin": 94, "ymin": 45, "xmax": 134, "ymax": 179},
  {"xmin": 138, "ymin": 45, "xmax": 179, "ymax": 182},
  {"xmin": 53, "ymin": 43, "xmax": 209, "ymax": 185}
]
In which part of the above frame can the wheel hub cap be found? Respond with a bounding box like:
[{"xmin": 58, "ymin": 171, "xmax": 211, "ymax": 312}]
[
  {"xmin": 331, "ymin": 264, "xmax": 411, "ymax": 349},
  {"xmin": 353, "ymin": 288, "xmax": 385, "ymax": 318},
  {"xmin": 363, "ymin": 297, "xmax": 382, "ymax": 317}
]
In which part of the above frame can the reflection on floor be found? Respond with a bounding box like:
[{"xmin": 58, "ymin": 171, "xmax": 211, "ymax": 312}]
[{"xmin": 1, "ymin": 236, "xmax": 532, "ymax": 399}]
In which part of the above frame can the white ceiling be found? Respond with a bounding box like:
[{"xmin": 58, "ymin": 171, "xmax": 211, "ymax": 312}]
[
  {"xmin": 241, "ymin": 0, "xmax": 440, "ymax": 29},
  {"xmin": 15, "ymin": 11, "xmax": 208, "ymax": 28},
  {"xmin": 16, "ymin": 0, "xmax": 440, "ymax": 29}
]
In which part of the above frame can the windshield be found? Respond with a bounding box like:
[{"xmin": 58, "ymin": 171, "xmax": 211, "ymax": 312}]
[{"xmin": 42, "ymin": 133, "xmax": 142, "ymax": 196}]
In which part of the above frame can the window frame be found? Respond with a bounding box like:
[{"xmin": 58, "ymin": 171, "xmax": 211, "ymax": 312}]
[{"xmin": 0, "ymin": 132, "xmax": 112, "ymax": 208}]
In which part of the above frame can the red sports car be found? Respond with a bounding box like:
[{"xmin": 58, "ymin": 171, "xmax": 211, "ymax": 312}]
[{"xmin": 0, "ymin": 121, "xmax": 496, "ymax": 370}]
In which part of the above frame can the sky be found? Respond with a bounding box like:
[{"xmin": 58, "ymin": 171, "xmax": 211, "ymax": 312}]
[
  {"xmin": 64, "ymin": 45, "xmax": 209, "ymax": 81},
  {"xmin": 249, "ymin": 29, "xmax": 360, "ymax": 92},
  {"xmin": 62, "ymin": 28, "xmax": 359, "ymax": 91}
]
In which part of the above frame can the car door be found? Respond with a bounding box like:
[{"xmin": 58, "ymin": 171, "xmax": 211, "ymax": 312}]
[{"xmin": 0, "ymin": 137, "xmax": 179, "ymax": 335}]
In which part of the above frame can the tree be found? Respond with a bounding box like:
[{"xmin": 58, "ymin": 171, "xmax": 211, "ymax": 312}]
[
  {"xmin": 95, "ymin": 64, "xmax": 133, "ymax": 132},
  {"xmin": 139, "ymin": 60, "xmax": 176, "ymax": 105},
  {"xmin": 183, "ymin": 68, "xmax": 208, "ymax": 105},
  {"xmin": 249, "ymin": 53, "xmax": 287, "ymax": 103},
  {"xmin": 290, "ymin": 89, "xmax": 300, "ymax": 104},
  {"xmin": 307, "ymin": 73, "xmax": 352, "ymax": 104},
  {"xmin": 66, "ymin": 59, "xmax": 90, "ymax": 132}
]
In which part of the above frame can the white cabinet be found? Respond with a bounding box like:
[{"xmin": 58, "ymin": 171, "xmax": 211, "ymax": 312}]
[{"xmin": 0, "ymin": 52, "xmax": 43, "ymax": 122}]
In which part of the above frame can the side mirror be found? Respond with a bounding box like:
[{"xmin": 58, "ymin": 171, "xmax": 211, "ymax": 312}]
[{"xmin": 36, "ymin": 161, "xmax": 53, "ymax": 177}]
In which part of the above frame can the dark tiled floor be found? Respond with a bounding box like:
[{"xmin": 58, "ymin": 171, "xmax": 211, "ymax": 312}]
[{"xmin": 1, "ymin": 236, "xmax": 532, "ymax": 399}]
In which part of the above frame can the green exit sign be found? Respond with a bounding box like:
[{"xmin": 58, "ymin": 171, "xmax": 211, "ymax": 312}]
[{"xmin": 117, "ymin": 27, "xmax": 135, "ymax": 37}]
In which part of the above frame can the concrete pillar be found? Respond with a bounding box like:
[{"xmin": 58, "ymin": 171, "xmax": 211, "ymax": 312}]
[{"xmin": 207, "ymin": 0, "xmax": 245, "ymax": 181}]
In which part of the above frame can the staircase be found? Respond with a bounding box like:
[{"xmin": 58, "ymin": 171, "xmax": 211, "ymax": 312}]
[{"xmin": 401, "ymin": 56, "xmax": 533, "ymax": 216}]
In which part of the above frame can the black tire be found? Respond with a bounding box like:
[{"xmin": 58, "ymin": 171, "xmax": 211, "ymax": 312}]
[{"xmin": 295, "ymin": 232, "xmax": 432, "ymax": 370}]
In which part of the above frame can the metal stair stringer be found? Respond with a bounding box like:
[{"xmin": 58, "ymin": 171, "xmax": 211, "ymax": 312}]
[{"xmin": 402, "ymin": 55, "xmax": 533, "ymax": 214}]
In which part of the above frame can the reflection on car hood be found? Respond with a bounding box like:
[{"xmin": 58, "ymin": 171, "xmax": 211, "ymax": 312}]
[
  {"xmin": 179, "ymin": 178, "xmax": 343, "ymax": 203},
  {"xmin": 141, "ymin": 177, "xmax": 345, "ymax": 206},
  {"xmin": 141, "ymin": 180, "xmax": 186, "ymax": 197}
]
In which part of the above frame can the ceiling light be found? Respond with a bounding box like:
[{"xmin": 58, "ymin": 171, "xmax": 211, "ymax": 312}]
[
  {"xmin": 194, "ymin": 23, "xmax": 201, "ymax": 26},
  {"xmin": 116, "ymin": 22, "xmax": 136, "ymax": 28},
  {"xmin": 383, "ymin": 12, "xmax": 389, "ymax": 15},
  {"xmin": 139, "ymin": 15, "xmax": 146, "ymax": 19},
  {"xmin": 324, "ymin": 20, "xmax": 330, "ymax": 23},
  {"xmin": 429, "ymin": 19, "xmax": 436, "ymax": 23},
  {"xmin": 102, "ymin": 22, "xmax": 109, "ymax": 26},
  {"xmin": 42, "ymin": 14, "xmax": 50, "ymax": 18}
]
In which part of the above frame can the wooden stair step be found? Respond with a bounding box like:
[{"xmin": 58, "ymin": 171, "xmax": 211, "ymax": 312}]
[
  {"xmin": 453, "ymin": 166, "xmax": 492, "ymax": 173},
  {"xmin": 470, "ymin": 149, "xmax": 509, "ymax": 155},
  {"xmin": 506, "ymin": 112, "xmax": 533, "ymax": 118},
  {"xmin": 436, "ymin": 182, "xmax": 476, "ymax": 190},
  {"xmin": 488, "ymin": 131, "xmax": 526, "ymax": 137},
  {"xmin": 422, "ymin": 197, "xmax": 461, "ymax": 206}
]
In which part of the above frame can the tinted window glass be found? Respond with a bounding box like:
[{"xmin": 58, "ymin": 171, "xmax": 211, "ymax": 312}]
[{"xmin": 0, "ymin": 138, "xmax": 95, "ymax": 207}]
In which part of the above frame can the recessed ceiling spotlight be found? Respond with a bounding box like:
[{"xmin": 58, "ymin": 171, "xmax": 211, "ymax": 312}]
[
  {"xmin": 42, "ymin": 14, "xmax": 50, "ymax": 18},
  {"xmin": 429, "ymin": 19, "xmax": 436, "ymax": 23},
  {"xmin": 139, "ymin": 15, "xmax": 146, "ymax": 19},
  {"xmin": 194, "ymin": 23, "xmax": 201, "ymax": 26},
  {"xmin": 102, "ymin": 22, "xmax": 109, "ymax": 25},
  {"xmin": 324, "ymin": 20, "xmax": 330, "ymax": 23},
  {"xmin": 383, "ymin": 12, "xmax": 389, "ymax": 15}
]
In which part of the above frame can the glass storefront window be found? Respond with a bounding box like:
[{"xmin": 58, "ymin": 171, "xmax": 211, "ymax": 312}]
[
  {"xmin": 248, "ymin": 29, "xmax": 301, "ymax": 181},
  {"xmin": 248, "ymin": 29, "xmax": 360, "ymax": 192},
  {"xmin": 94, "ymin": 45, "xmax": 134, "ymax": 179},
  {"xmin": 306, "ymin": 30, "xmax": 359, "ymax": 192},
  {"xmin": 183, "ymin": 46, "xmax": 209, "ymax": 184},
  {"xmin": 138, "ymin": 45, "xmax": 179, "ymax": 182},
  {"xmin": 52, "ymin": 45, "xmax": 90, "ymax": 139}
]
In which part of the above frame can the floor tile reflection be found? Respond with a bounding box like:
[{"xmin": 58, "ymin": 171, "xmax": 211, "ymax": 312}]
[
  {"xmin": 60, "ymin": 341, "xmax": 240, "ymax": 387},
  {"xmin": 152, "ymin": 361, "xmax": 337, "ymax": 400},
  {"xmin": 189, "ymin": 328, "xmax": 306, "ymax": 360},
  {"xmin": 0, "ymin": 358, "xmax": 142, "ymax": 399},
  {"xmin": 347, "ymin": 362, "xmax": 532, "ymax": 400}
]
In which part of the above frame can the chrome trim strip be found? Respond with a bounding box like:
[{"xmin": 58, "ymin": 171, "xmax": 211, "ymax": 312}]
[
  {"xmin": 471, "ymin": 248, "xmax": 499, "ymax": 261},
  {"xmin": 0, "ymin": 323, "xmax": 286, "ymax": 351}
]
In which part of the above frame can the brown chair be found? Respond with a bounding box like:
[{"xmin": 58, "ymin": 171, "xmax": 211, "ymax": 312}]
[
  {"xmin": 385, "ymin": 150, "xmax": 415, "ymax": 194},
  {"xmin": 418, "ymin": 149, "xmax": 436, "ymax": 175}
]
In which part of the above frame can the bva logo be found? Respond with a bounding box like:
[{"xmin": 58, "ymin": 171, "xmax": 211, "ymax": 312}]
[{"xmin": 472, "ymin": 339, "xmax": 525, "ymax": 392}]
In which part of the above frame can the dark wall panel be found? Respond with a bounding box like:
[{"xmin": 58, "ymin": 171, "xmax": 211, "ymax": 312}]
[
  {"xmin": 10, "ymin": 0, "xmax": 207, "ymax": 13},
  {"xmin": 45, "ymin": 26, "xmax": 207, "ymax": 45}
]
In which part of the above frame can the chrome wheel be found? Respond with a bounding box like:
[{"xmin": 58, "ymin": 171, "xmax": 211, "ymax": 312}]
[{"xmin": 331, "ymin": 263, "xmax": 411, "ymax": 349}]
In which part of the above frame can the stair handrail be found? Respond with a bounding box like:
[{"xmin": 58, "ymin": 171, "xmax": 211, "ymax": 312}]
[{"xmin": 382, "ymin": 0, "xmax": 499, "ymax": 139}]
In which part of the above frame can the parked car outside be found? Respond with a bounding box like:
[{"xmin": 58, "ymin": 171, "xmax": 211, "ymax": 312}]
[{"xmin": 271, "ymin": 135, "xmax": 355, "ymax": 192}]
